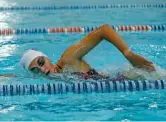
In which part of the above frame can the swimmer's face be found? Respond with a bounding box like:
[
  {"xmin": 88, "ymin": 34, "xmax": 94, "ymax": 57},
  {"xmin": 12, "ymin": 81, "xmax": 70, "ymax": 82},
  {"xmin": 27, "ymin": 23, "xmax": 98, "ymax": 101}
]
[{"xmin": 29, "ymin": 56, "xmax": 57, "ymax": 75}]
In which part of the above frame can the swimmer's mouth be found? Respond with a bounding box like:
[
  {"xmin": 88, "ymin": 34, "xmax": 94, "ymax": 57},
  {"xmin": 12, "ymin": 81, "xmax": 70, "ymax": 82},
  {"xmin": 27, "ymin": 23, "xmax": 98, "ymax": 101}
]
[{"xmin": 46, "ymin": 71, "xmax": 50, "ymax": 75}]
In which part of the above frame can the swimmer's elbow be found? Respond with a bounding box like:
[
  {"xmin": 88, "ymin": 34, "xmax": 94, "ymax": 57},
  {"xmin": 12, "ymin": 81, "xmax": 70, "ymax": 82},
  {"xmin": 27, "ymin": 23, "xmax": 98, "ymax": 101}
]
[
  {"xmin": 102, "ymin": 24, "xmax": 109, "ymax": 27},
  {"xmin": 101, "ymin": 24, "xmax": 112, "ymax": 29}
]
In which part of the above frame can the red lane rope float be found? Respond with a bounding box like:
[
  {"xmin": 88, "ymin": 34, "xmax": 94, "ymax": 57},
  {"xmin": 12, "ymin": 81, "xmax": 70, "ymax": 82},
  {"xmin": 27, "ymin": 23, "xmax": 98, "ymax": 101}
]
[
  {"xmin": 0, "ymin": 25, "xmax": 165, "ymax": 36},
  {"xmin": 117, "ymin": 25, "xmax": 152, "ymax": 31},
  {"xmin": 0, "ymin": 29, "xmax": 15, "ymax": 35}
]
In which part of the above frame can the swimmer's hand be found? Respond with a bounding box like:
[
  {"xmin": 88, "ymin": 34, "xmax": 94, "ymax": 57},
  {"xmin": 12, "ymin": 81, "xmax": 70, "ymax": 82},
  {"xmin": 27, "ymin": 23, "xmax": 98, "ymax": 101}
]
[
  {"xmin": 125, "ymin": 51, "xmax": 155, "ymax": 72},
  {"xmin": 0, "ymin": 73, "xmax": 14, "ymax": 77}
]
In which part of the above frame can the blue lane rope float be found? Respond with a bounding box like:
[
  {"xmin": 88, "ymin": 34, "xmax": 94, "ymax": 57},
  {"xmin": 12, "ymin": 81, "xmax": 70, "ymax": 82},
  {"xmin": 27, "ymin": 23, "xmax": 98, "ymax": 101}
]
[
  {"xmin": 0, "ymin": 25, "xmax": 166, "ymax": 36},
  {"xmin": 0, "ymin": 80, "xmax": 166, "ymax": 96},
  {"xmin": 0, "ymin": 4, "xmax": 166, "ymax": 11}
]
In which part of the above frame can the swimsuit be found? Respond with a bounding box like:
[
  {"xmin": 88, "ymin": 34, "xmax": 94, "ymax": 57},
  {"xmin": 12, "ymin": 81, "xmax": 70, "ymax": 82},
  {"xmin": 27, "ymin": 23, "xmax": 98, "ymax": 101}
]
[
  {"xmin": 57, "ymin": 63, "xmax": 127, "ymax": 81},
  {"xmin": 72, "ymin": 69, "xmax": 127, "ymax": 81}
]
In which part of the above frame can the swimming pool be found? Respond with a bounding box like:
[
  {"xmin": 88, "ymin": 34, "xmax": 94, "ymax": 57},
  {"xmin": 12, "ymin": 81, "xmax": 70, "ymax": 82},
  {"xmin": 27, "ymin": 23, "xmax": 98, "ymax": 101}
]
[{"xmin": 0, "ymin": 0, "xmax": 166, "ymax": 121}]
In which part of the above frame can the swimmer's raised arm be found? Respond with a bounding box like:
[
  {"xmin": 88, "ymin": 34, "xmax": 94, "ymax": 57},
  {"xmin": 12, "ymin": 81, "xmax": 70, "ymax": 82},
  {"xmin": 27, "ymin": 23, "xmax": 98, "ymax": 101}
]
[{"xmin": 63, "ymin": 24, "xmax": 155, "ymax": 71}]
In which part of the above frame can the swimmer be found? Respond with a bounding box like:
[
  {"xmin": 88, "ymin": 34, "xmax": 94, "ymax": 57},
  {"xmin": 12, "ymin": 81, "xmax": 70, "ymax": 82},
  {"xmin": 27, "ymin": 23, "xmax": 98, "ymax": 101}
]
[
  {"xmin": 19, "ymin": 24, "xmax": 156, "ymax": 80},
  {"xmin": 20, "ymin": 24, "xmax": 156, "ymax": 80}
]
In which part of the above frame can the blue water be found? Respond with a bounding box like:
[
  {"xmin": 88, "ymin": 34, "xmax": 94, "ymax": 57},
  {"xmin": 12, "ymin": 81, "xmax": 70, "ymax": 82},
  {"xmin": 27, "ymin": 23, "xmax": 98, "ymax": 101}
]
[{"xmin": 0, "ymin": 0, "xmax": 166, "ymax": 121}]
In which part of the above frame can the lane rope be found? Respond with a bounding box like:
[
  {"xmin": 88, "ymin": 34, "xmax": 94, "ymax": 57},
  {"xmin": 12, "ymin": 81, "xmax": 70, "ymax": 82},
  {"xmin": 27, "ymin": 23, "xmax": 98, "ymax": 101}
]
[
  {"xmin": 0, "ymin": 80, "xmax": 165, "ymax": 96},
  {"xmin": 0, "ymin": 4, "xmax": 166, "ymax": 11},
  {"xmin": 0, "ymin": 25, "xmax": 166, "ymax": 36}
]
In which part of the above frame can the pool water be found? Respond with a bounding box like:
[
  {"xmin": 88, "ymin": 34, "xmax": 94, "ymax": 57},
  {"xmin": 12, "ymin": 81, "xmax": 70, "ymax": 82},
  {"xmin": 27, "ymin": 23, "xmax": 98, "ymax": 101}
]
[{"xmin": 0, "ymin": 0, "xmax": 166, "ymax": 121}]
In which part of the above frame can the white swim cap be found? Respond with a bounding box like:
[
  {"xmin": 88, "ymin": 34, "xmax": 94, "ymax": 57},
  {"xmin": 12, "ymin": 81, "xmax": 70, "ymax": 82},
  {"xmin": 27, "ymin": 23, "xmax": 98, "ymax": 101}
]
[{"xmin": 20, "ymin": 49, "xmax": 47, "ymax": 70}]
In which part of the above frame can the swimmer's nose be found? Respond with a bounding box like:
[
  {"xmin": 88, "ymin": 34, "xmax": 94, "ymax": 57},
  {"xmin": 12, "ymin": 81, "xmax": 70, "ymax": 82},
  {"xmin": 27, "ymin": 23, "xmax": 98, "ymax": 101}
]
[{"xmin": 40, "ymin": 67, "xmax": 49, "ymax": 74}]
